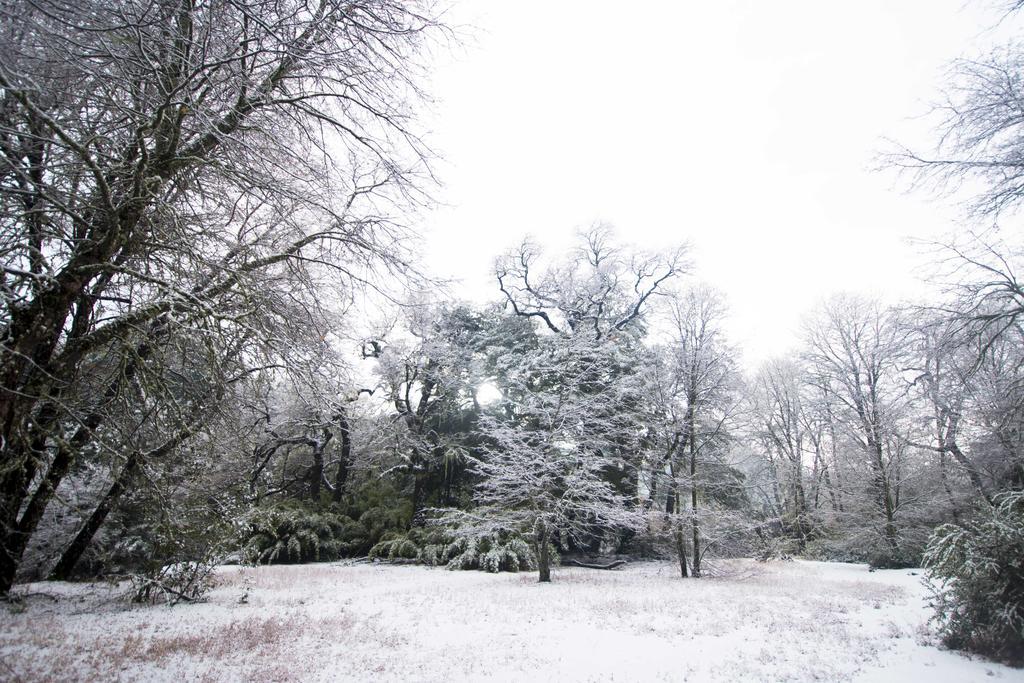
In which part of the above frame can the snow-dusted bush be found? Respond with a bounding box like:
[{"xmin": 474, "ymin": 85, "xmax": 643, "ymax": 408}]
[
  {"xmin": 443, "ymin": 530, "xmax": 537, "ymax": 573},
  {"xmin": 240, "ymin": 503, "xmax": 358, "ymax": 564},
  {"xmin": 924, "ymin": 492, "xmax": 1024, "ymax": 665},
  {"xmin": 368, "ymin": 536, "xmax": 419, "ymax": 561},
  {"xmin": 366, "ymin": 527, "xmax": 538, "ymax": 572},
  {"xmin": 130, "ymin": 558, "xmax": 218, "ymax": 605}
]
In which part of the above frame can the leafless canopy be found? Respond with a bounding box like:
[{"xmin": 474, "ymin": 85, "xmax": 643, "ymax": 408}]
[
  {"xmin": 0, "ymin": 0, "xmax": 443, "ymax": 592},
  {"xmin": 495, "ymin": 225, "xmax": 689, "ymax": 339},
  {"xmin": 887, "ymin": 42, "xmax": 1024, "ymax": 218}
]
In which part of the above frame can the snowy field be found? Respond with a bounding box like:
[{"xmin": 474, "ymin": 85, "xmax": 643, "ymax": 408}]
[{"xmin": 1, "ymin": 559, "xmax": 1022, "ymax": 682}]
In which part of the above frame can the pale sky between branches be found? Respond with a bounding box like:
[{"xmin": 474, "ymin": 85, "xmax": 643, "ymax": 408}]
[{"xmin": 416, "ymin": 1, "xmax": 1023, "ymax": 368}]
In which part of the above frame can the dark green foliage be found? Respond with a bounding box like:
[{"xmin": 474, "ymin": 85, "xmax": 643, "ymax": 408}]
[
  {"xmin": 343, "ymin": 478, "xmax": 413, "ymax": 544},
  {"xmin": 867, "ymin": 549, "xmax": 921, "ymax": 570},
  {"xmin": 924, "ymin": 492, "xmax": 1024, "ymax": 665},
  {"xmin": 368, "ymin": 527, "xmax": 538, "ymax": 573},
  {"xmin": 240, "ymin": 502, "xmax": 354, "ymax": 564},
  {"xmin": 239, "ymin": 479, "xmax": 414, "ymax": 564},
  {"xmin": 442, "ymin": 529, "xmax": 537, "ymax": 573},
  {"xmin": 368, "ymin": 535, "xmax": 420, "ymax": 561}
]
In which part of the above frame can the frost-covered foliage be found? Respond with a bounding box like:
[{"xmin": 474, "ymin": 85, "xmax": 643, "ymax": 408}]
[
  {"xmin": 924, "ymin": 492, "xmax": 1024, "ymax": 665},
  {"xmin": 369, "ymin": 536, "xmax": 420, "ymax": 561},
  {"xmin": 442, "ymin": 529, "xmax": 537, "ymax": 573},
  {"xmin": 241, "ymin": 504, "xmax": 350, "ymax": 564},
  {"xmin": 240, "ymin": 480, "xmax": 412, "ymax": 565},
  {"xmin": 240, "ymin": 503, "xmax": 367, "ymax": 564},
  {"xmin": 368, "ymin": 527, "xmax": 537, "ymax": 572},
  {"xmin": 130, "ymin": 558, "xmax": 219, "ymax": 606},
  {"xmin": 468, "ymin": 331, "xmax": 650, "ymax": 580}
]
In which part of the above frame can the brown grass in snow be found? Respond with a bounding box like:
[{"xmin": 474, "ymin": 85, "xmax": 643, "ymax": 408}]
[{"xmin": 0, "ymin": 559, "xmax": 954, "ymax": 683}]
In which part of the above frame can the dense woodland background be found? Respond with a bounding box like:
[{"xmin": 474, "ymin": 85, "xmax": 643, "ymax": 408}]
[{"xmin": 1, "ymin": 0, "xmax": 1023, "ymax": 667}]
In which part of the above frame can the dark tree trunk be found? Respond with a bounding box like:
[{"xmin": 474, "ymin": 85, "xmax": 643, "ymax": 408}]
[
  {"xmin": 0, "ymin": 326, "xmax": 160, "ymax": 594},
  {"xmin": 684, "ymin": 403, "xmax": 700, "ymax": 581},
  {"xmin": 410, "ymin": 473, "xmax": 424, "ymax": 525},
  {"xmin": 309, "ymin": 448, "xmax": 324, "ymax": 500},
  {"xmin": 49, "ymin": 452, "xmax": 141, "ymax": 580},
  {"xmin": 308, "ymin": 427, "xmax": 333, "ymax": 501},
  {"xmin": 1, "ymin": 393, "xmax": 120, "ymax": 593},
  {"xmin": 870, "ymin": 438, "xmax": 900, "ymax": 558},
  {"xmin": 332, "ymin": 411, "xmax": 351, "ymax": 504},
  {"xmin": 793, "ymin": 476, "xmax": 808, "ymax": 550},
  {"xmin": 674, "ymin": 519, "xmax": 689, "ymax": 578},
  {"xmin": 536, "ymin": 520, "xmax": 551, "ymax": 583}
]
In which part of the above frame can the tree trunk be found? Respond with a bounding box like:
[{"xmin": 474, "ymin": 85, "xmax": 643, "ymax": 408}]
[
  {"xmin": 1, "ymin": 400, "xmax": 116, "ymax": 593},
  {"xmin": 411, "ymin": 473, "xmax": 424, "ymax": 525},
  {"xmin": 0, "ymin": 328, "xmax": 159, "ymax": 594},
  {"xmin": 819, "ymin": 454, "xmax": 839, "ymax": 512},
  {"xmin": 793, "ymin": 475, "xmax": 808, "ymax": 551},
  {"xmin": 332, "ymin": 410, "xmax": 351, "ymax": 504},
  {"xmin": 823, "ymin": 392, "xmax": 845, "ymax": 512},
  {"xmin": 690, "ymin": 504, "xmax": 701, "ymax": 577},
  {"xmin": 871, "ymin": 439, "xmax": 900, "ymax": 558},
  {"xmin": 674, "ymin": 514, "xmax": 689, "ymax": 578},
  {"xmin": 946, "ymin": 440, "xmax": 993, "ymax": 506},
  {"xmin": 49, "ymin": 451, "xmax": 141, "ymax": 580},
  {"xmin": 536, "ymin": 520, "xmax": 551, "ymax": 583},
  {"xmin": 688, "ymin": 404, "xmax": 702, "ymax": 578}
]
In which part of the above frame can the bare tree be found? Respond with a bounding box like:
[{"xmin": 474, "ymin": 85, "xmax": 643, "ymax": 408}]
[
  {"xmin": 749, "ymin": 359, "xmax": 816, "ymax": 548},
  {"xmin": 887, "ymin": 41, "xmax": 1024, "ymax": 218},
  {"xmin": 0, "ymin": 0, "xmax": 443, "ymax": 593},
  {"xmin": 647, "ymin": 286, "xmax": 740, "ymax": 577},
  {"xmin": 802, "ymin": 295, "xmax": 912, "ymax": 563},
  {"xmin": 495, "ymin": 224, "xmax": 688, "ymax": 339}
]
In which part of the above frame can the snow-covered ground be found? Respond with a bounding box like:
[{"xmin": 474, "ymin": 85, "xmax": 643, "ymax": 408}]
[{"xmin": 1, "ymin": 559, "xmax": 1021, "ymax": 682}]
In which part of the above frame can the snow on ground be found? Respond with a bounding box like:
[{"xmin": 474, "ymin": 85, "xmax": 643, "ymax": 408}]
[{"xmin": 1, "ymin": 559, "xmax": 1021, "ymax": 682}]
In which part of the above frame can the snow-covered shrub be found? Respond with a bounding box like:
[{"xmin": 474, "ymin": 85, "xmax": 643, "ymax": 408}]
[
  {"xmin": 240, "ymin": 502, "xmax": 355, "ymax": 564},
  {"xmin": 368, "ymin": 527, "xmax": 444, "ymax": 563},
  {"xmin": 924, "ymin": 492, "xmax": 1024, "ymax": 665},
  {"xmin": 799, "ymin": 522, "xmax": 923, "ymax": 569},
  {"xmin": 130, "ymin": 557, "xmax": 218, "ymax": 605},
  {"xmin": 418, "ymin": 541, "xmax": 447, "ymax": 566},
  {"xmin": 366, "ymin": 527, "xmax": 537, "ymax": 572},
  {"xmin": 443, "ymin": 529, "xmax": 537, "ymax": 573},
  {"xmin": 368, "ymin": 536, "xmax": 419, "ymax": 561}
]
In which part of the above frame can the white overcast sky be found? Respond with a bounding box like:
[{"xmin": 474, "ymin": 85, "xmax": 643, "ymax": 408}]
[{"xmin": 415, "ymin": 1, "xmax": 1019, "ymax": 368}]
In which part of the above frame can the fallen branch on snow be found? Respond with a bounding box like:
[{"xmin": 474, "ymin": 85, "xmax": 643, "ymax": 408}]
[{"xmin": 564, "ymin": 559, "xmax": 627, "ymax": 570}]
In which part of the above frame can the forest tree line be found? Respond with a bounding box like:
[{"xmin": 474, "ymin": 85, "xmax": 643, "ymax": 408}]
[{"xmin": 0, "ymin": 0, "xmax": 1022, "ymax": 666}]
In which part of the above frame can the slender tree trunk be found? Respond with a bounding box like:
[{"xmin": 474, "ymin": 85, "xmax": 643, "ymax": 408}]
[
  {"xmin": 689, "ymin": 428, "xmax": 701, "ymax": 578},
  {"xmin": 793, "ymin": 475, "xmax": 808, "ymax": 550},
  {"xmin": 410, "ymin": 475, "xmax": 425, "ymax": 527},
  {"xmin": 823, "ymin": 393, "xmax": 845, "ymax": 512},
  {"xmin": 674, "ymin": 501, "xmax": 689, "ymax": 578},
  {"xmin": 332, "ymin": 411, "xmax": 351, "ymax": 504},
  {"xmin": 49, "ymin": 452, "xmax": 142, "ymax": 580},
  {"xmin": 665, "ymin": 473, "xmax": 676, "ymax": 515},
  {"xmin": 946, "ymin": 441, "xmax": 993, "ymax": 506},
  {"xmin": 48, "ymin": 401, "xmax": 214, "ymax": 582},
  {"xmin": 666, "ymin": 466, "xmax": 689, "ymax": 577},
  {"xmin": 870, "ymin": 439, "xmax": 899, "ymax": 558},
  {"xmin": 934, "ymin": 407, "xmax": 962, "ymax": 522},
  {"xmin": 816, "ymin": 441, "xmax": 839, "ymax": 512},
  {"xmin": 536, "ymin": 519, "xmax": 551, "ymax": 583},
  {"xmin": 675, "ymin": 530, "xmax": 690, "ymax": 578}
]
